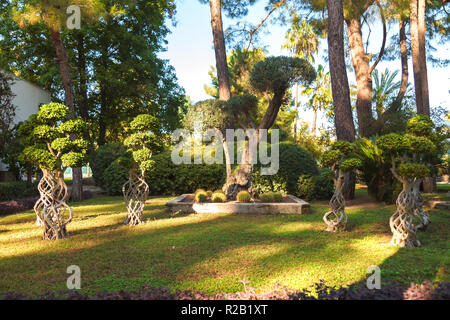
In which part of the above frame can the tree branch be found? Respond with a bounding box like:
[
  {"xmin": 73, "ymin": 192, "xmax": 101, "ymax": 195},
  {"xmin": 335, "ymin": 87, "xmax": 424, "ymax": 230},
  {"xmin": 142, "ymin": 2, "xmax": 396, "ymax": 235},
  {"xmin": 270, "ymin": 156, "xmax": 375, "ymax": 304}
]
[
  {"xmin": 370, "ymin": 0, "xmax": 386, "ymax": 74},
  {"xmin": 246, "ymin": 0, "xmax": 286, "ymax": 50}
]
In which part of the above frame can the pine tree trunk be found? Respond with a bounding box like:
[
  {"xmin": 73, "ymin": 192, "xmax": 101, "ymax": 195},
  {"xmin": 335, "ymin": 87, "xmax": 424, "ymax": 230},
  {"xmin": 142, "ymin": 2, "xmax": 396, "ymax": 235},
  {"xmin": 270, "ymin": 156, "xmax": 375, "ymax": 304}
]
[
  {"xmin": 76, "ymin": 32, "xmax": 90, "ymax": 125},
  {"xmin": 410, "ymin": 0, "xmax": 423, "ymax": 113},
  {"xmin": 49, "ymin": 29, "xmax": 83, "ymax": 201},
  {"xmin": 327, "ymin": 0, "xmax": 356, "ymax": 200},
  {"xmin": 417, "ymin": 0, "xmax": 430, "ymax": 116},
  {"xmin": 209, "ymin": 0, "xmax": 231, "ymax": 101},
  {"xmin": 395, "ymin": 19, "xmax": 409, "ymax": 106},
  {"xmin": 326, "ymin": 1, "xmax": 355, "ymax": 143},
  {"xmin": 346, "ymin": 18, "xmax": 374, "ymax": 138}
]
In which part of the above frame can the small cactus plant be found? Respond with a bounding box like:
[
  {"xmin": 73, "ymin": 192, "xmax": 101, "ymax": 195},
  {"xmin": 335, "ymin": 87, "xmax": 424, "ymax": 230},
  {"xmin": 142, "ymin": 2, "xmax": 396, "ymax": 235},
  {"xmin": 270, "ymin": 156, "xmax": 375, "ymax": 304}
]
[
  {"xmin": 212, "ymin": 192, "xmax": 226, "ymax": 203},
  {"xmin": 206, "ymin": 190, "xmax": 213, "ymax": 198},
  {"xmin": 236, "ymin": 190, "xmax": 251, "ymax": 203},
  {"xmin": 260, "ymin": 192, "xmax": 273, "ymax": 202},
  {"xmin": 195, "ymin": 190, "xmax": 208, "ymax": 203},
  {"xmin": 272, "ymin": 192, "xmax": 283, "ymax": 202}
]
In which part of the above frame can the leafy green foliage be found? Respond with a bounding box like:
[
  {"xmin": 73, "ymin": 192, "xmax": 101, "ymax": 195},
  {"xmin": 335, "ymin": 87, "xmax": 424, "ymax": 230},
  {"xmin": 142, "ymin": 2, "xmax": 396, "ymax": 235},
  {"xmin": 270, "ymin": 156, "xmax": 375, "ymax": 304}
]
[
  {"xmin": 376, "ymin": 133, "xmax": 407, "ymax": 155},
  {"xmin": 354, "ymin": 138, "xmax": 397, "ymax": 203},
  {"xmin": 123, "ymin": 114, "xmax": 163, "ymax": 173},
  {"xmin": 89, "ymin": 143, "xmax": 128, "ymax": 188},
  {"xmin": 236, "ymin": 190, "xmax": 251, "ymax": 202},
  {"xmin": 406, "ymin": 115, "xmax": 434, "ymax": 137},
  {"xmin": 340, "ymin": 158, "xmax": 362, "ymax": 173},
  {"xmin": 183, "ymin": 99, "xmax": 231, "ymax": 132},
  {"xmin": 0, "ymin": 181, "xmax": 38, "ymax": 201},
  {"xmin": 398, "ymin": 163, "xmax": 430, "ymax": 179},
  {"xmin": 321, "ymin": 150, "xmax": 341, "ymax": 168},
  {"xmin": 252, "ymin": 143, "xmax": 319, "ymax": 195},
  {"xmin": 19, "ymin": 103, "xmax": 89, "ymax": 171},
  {"xmin": 296, "ymin": 169, "xmax": 334, "ymax": 201},
  {"xmin": 146, "ymin": 152, "xmax": 225, "ymax": 196},
  {"xmin": 102, "ymin": 160, "xmax": 129, "ymax": 196},
  {"xmin": 250, "ymin": 56, "xmax": 316, "ymax": 94},
  {"xmin": 376, "ymin": 115, "xmax": 439, "ymax": 182}
]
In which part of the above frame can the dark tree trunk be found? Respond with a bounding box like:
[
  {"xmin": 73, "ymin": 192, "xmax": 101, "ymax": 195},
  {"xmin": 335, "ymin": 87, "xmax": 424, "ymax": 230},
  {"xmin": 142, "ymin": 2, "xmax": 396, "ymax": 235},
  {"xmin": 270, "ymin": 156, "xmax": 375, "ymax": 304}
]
[
  {"xmin": 327, "ymin": 2, "xmax": 355, "ymax": 143},
  {"xmin": 346, "ymin": 18, "xmax": 373, "ymax": 138},
  {"xmin": 50, "ymin": 29, "xmax": 83, "ymax": 202},
  {"xmin": 209, "ymin": 0, "xmax": 231, "ymax": 101},
  {"xmin": 76, "ymin": 32, "xmax": 89, "ymax": 124},
  {"xmin": 98, "ymin": 87, "xmax": 107, "ymax": 146},
  {"xmin": 410, "ymin": 0, "xmax": 423, "ymax": 114},
  {"xmin": 223, "ymin": 130, "xmax": 257, "ymax": 200},
  {"xmin": 417, "ymin": 0, "xmax": 430, "ymax": 116},
  {"xmin": 395, "ymin": 19, "xmax": 409, "ymax": 106},
  {"xmin": 413, "ymin": 0, "xmax": 434, "ymax": 192},
  {"xmin": 327, "ymin": 0, "xmax": 356, "ymax": 200}
]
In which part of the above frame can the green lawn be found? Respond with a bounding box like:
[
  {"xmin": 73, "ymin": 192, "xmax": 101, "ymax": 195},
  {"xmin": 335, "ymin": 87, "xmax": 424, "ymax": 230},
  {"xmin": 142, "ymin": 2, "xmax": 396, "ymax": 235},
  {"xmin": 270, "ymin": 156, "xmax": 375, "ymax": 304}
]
[{"xmin": 0, "ymin": 194, "xmax": 448, "ymax": 295}]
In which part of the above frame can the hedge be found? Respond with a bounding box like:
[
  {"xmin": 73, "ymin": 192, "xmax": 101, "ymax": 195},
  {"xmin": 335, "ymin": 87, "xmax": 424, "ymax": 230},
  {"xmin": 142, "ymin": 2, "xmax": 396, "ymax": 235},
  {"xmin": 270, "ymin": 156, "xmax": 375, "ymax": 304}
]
[
  {"xmin": 0, "ymin": 181, "xmax": 38, "ymax": 201},
  {"xmin": 147, "ymin": 152, "xmax": 226, "ymax": 195},
  {"xmin": 296, "ymin": 169, "xmax": 334, "ymax": 201},
  {"xmin": 252, "ymin": 142, "xmax": 319, "ymax": 195}
]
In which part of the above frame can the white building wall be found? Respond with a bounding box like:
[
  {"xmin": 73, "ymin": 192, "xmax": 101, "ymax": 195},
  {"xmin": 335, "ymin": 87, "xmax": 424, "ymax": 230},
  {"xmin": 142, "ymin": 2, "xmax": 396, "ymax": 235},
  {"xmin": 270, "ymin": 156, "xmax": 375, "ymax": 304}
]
[{"xmin": 0, "ymin": 77, "xmax": 51, "ymax": 173}]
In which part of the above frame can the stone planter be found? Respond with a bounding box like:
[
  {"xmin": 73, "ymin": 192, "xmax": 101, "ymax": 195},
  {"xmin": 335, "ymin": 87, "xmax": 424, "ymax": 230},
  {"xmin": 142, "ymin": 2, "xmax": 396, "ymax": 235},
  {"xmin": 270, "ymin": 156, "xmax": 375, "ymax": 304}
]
[{"xmin": 166, "ymin": 194, "xmax": 310, "ymax": 214}]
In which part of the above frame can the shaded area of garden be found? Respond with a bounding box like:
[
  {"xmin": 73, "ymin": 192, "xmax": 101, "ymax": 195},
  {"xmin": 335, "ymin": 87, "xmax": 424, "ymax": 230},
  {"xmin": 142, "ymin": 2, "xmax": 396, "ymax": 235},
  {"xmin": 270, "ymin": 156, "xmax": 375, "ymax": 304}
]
[{"xmin": 0, "ymin": 191, "xmax": 448, "ymax": 296}]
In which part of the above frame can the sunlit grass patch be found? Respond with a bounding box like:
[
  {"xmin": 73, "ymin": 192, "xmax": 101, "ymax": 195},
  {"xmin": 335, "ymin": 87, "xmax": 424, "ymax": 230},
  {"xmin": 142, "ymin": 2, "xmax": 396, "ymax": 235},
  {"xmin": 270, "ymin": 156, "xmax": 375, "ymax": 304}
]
[{"xmin": 0, "ymin": 194, "xmax": 448, "ymax": 295}]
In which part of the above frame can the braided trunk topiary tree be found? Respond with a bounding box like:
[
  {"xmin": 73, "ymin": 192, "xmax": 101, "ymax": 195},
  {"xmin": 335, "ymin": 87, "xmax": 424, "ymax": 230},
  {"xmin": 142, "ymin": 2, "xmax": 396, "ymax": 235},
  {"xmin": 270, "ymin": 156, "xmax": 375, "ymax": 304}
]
[
  {"xmin": 20, "ymin": 103, "xmax": 89, "ymax": 240},
  {"xmin": 377, "ymin": 120, "xmax": 436, "ymax": 247},
  {"xmin": 321, "ymin": 141, "xmax": 361, "ymax": 232},
  {"xmin": 122, "ymin": 114, "xmax": 162, "ymax": 226}
]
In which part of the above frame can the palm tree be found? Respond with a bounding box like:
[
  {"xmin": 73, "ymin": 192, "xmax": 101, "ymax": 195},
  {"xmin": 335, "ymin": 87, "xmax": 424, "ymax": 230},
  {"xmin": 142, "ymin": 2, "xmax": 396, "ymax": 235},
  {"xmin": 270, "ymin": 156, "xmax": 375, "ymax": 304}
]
[
  {"xmin": 302, "ymin": 65, "xmax": 332, "ymax": 137},
  {"xmin": 282, "ymin": 16, "xmax": 319, "ymax": 142},
  {"xmin": 372, "ymin": 68, "xmax": 401, "ymax": 118},
  {"xmin": 283, "ymin": 17, "xmax": 319, "ymax": 63}
]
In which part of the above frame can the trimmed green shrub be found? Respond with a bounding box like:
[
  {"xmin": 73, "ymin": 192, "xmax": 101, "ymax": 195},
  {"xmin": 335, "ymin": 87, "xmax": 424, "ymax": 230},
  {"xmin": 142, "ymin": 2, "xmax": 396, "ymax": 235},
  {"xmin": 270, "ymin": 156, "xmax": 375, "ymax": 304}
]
[
  {"xmin": 236, "ymin": 190, "xmax": 251, "ymax": 202},
  {"xmin": 90, "ymin": 143, "xmax": 128, "ymax": 188},
  {"xmin": 102, "ymin": 160, "xmax": 129, "ymax": 195},
  {"xmin": 252, "ymin": 142, "xmax": 319, "ymax": 195},
  {"xmin": 146, "ymin": 152, "xmax": 225, "ymax": 195},
  {"xmin": 0, "ymin": 181, "xmax": 39, "ymax": 201},
  {"xmin": 195, "ymin": 190, "xmax": 208, "ymax": 203},
  {"xmin": 212, "ymin": 192, "xmax": 226, "ymax": 203},
  {"xmin": 296, "ymin": 169, "xmax": 334, "ymax": 201}
]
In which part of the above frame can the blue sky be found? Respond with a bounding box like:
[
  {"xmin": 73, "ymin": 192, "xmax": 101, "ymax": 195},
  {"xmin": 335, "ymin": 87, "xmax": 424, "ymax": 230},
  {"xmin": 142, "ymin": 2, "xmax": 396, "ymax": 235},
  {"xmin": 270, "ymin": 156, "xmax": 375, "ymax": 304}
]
[{"xmin": 159, "ymin": 0, "xmax": 450, "ymax": 129}]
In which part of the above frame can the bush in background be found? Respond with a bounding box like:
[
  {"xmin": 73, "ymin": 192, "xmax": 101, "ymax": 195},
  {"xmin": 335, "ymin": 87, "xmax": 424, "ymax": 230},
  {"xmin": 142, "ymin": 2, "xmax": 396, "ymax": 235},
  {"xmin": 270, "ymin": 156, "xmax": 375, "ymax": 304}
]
[
  {"xmin": 102, "ymin": 160, "xmax": 129, "ymax": 195},
  {"xmin": 296, "ymin": 169, "xmax": 334, "ymax": 201},
  {"xmin": 89, "ymin": 143, "xmax": 128, "ymax": 189},
  {"xmin": 147, "ymin": 152, "xmax": 225, "ymax": 195},
  {"xmin": 0, "ymin": 181, "xmax": 38, "ymax": 201},
  {"xmin": 252, "ymin": 142, "xmax": 319, "ymax": 195}
]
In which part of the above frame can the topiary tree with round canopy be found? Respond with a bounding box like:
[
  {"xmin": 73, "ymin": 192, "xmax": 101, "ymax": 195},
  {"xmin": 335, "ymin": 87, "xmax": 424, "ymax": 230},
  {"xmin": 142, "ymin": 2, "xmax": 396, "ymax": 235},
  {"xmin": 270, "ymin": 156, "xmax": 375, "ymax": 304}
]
[
  {"xmin": 121, "ymin": 114, "xmax": 163, "ymax": 226},
  {"xmin": 377, "ymin": 128, "xmax": 435, "ymax": 248},
  {"xmin": 321, "ymin": 141, "xmax": 361, "ymax": 232},
  {"xmin": 20, "ymin": 103, "xmax": 89, "ymax": 240}
]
